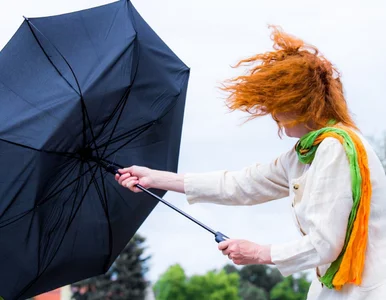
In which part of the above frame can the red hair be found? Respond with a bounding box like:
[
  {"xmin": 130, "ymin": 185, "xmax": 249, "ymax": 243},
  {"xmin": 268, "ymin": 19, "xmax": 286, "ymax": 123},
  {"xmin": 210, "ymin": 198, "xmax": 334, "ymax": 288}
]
[{"xmin": 222, "ymin": 25, "xmax": 358, "ymax": 133}]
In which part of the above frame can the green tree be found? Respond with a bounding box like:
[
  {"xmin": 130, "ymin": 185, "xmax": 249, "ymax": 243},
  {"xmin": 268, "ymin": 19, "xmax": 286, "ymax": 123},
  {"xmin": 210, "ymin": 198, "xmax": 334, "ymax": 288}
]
[
  {"xmin": 223, "ymin": 264, "xmax": 282, "ymax": 299},
  {"xmin": 223, "ymin": 264, "xmax": 239, "ymax": 275},
  {"xmin": 71, "ymin": 234, "xmax": 150, "ymax": 300},
  {"xmin": 239, "ymin": 265, "xmax": 283, "ymax": 294},
  {"xmin": 186, "ymin": 270, "xmax": 239, "ymax": 300},
  {"xmin": 153, "ymin": 264, "xmax": 187, "ymax": 300},
  {"xmin": 239, "ymin": 281, "xmax": 267, "ymax": 300},
  {"xmin": 154, "ymin": 264, "xmax": 240, "ymax": 300},
  {"xmin": 270, "ymin": 274, "xmax": 311, "ymax": 300}
]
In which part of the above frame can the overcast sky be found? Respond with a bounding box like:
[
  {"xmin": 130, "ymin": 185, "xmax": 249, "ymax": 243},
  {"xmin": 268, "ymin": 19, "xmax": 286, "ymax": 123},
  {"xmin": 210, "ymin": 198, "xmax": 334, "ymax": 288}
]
[{"xmin": 1, "ymin": 0, "xmax": 386, "ymax": 284}]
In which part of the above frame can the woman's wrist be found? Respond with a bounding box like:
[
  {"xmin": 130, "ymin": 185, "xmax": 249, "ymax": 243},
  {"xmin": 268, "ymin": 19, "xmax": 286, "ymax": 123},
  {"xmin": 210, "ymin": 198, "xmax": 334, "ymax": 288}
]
[
  {"xmin": 255, "ymin": 244, "xmax": 273, "ymax": 265},
  {"xmin": 150, "ymin": 170, "xmax": 185, "ymax": 193}
]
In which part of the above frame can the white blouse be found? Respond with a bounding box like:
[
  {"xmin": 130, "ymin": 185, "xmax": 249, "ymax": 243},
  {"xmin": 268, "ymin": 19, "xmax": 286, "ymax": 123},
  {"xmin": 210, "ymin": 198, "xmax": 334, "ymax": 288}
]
[{"xmin": 184, "ymin": 135, "xmax": 386, "ymax": 299}]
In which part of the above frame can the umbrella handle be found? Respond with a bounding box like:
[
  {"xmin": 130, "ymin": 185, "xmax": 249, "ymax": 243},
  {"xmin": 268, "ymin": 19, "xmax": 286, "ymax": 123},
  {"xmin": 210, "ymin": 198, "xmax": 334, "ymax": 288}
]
[{"xmin": 215, "ymin": 231, "xmax": 229, "ymax": 243}]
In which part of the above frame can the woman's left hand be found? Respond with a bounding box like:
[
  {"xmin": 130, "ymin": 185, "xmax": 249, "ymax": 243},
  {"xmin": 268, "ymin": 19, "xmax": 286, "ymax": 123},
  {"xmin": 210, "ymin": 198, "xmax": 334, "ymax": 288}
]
[{"xmin": 218, "ymin": 239, "xmax": 272, "ymax": 265}]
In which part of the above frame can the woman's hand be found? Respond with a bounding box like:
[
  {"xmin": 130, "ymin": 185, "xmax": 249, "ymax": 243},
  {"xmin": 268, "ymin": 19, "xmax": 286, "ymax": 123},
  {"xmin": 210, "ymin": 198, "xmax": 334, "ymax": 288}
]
[
  {"xmin": 115, "ymin": 166, "xmax": 153, "ymax": 193},
  {"xmin": 218, "ymin": 239, "xmax": 272, "ymax": 265},
  {"xmin": 115, "ymin": 166, "xmax": 185, "ymax": 193}
]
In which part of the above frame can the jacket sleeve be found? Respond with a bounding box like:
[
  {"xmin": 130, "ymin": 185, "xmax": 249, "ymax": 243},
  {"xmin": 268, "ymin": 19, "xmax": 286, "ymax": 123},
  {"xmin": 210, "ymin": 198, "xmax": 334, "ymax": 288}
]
[
  {"xmin": 271, "ymin": 138, "xmax": 353, "ymax": 276},
  {"xmin": 183, "ymin": 150, "xmax": 292, "ymax": 206}
]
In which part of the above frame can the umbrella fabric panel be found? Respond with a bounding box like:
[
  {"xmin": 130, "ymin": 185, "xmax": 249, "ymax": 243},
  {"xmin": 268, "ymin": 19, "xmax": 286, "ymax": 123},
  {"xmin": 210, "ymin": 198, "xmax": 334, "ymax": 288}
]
[{"xmin": 0, "ymin": 22, "xmax": 82, "ymax": 152}]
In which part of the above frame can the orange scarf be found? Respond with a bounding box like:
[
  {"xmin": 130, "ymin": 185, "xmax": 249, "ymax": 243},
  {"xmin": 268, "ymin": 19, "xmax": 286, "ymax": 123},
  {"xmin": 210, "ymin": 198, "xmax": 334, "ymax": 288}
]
[{"xmin": 296, "ymin": 125, "xmax": 371, "ymax": 290}]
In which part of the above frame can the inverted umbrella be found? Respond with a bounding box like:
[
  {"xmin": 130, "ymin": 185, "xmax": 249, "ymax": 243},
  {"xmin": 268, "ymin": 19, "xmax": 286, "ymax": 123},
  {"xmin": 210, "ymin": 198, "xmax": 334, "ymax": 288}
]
[{"xmin": 0, "ymin": 0, "xmax": 227, "ymax": 299}]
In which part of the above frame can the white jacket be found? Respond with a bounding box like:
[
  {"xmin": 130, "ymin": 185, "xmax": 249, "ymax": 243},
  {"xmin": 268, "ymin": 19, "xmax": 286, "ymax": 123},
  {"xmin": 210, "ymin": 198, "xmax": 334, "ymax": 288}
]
[{"xmin": 184, "ymin": 135, "xmax": 386, "ymax": 299}]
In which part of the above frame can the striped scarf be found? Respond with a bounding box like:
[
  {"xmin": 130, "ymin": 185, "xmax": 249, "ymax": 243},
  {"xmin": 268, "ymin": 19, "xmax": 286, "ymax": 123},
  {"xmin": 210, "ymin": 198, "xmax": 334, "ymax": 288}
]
[{"xmin": 295, "ymin": 125, "xmax": 371, "ymax": 290}]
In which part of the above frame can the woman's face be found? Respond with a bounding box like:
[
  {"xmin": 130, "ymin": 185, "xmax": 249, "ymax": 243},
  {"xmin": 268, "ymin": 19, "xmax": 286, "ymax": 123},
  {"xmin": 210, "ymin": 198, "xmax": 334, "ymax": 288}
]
[{"xmin": 275, "ymin": 113, "xmax": 311, "ymax": 138}]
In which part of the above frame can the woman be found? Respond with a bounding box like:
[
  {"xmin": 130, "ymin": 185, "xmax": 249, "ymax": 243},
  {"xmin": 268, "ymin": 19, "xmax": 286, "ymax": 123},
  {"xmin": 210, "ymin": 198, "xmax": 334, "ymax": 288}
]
[{"xmin": 115, "ymin": 26, "xmax": 386, "ymax": 299}]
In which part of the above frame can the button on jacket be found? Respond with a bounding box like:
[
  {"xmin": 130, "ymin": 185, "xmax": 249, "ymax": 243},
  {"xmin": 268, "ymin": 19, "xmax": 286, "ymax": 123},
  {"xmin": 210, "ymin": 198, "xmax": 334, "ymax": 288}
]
[{"xmin": 184, "ymin": 135, "xmax": 386, "ymax": 299}]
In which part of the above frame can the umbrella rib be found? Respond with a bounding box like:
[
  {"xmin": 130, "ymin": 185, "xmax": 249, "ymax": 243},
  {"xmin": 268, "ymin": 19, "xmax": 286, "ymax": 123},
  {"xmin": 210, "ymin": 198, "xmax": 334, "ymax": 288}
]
[
  {"xmin": 99, "ymin": 39, "xmax": 140, "ymax": 159},
  {"xmin": 99, "ymin": 86, "xmax": 130, "ymax": 158},
  {"xmin": 96, "ymin": 75, "xmax": 187, "ymax": 157},
  {"xmin": 67, "ymin": 163, "xmax": 85, "ymax": 222},
  {"xmin": 104, "ymin": 123, "xmax": 154, "ymax": 160},
  {"xmin": 101, "ymin": 78, "xmax": 187, "ymax": 156},
  {"xmin": 17, "ymin": 163, "xmax": 100, "ymax": 299},
  {"xmin": 79, "ymin": 14, "xmax": 101, "ymax": 62},
  {"xmin": 38, "ymin": 164, "xmax": 97, "ymax": 206},
  {"xmin": 41, "ymin": 159, "xmax": 80, "ymax": 207},
  {"xmin": 25, "ymin": 18, "xmax": 94, "ymax": 160},
  {"xmin": 0, "ymin": 160, "xmax": 78, "ymax": 228},
  {"xmin": 42, "ymin": 159, "xmax": 79, "ymax": 200},
  {"xmin": 0, "ymin": 81, "xmax": 81, "ymax": 147},
  {"xmin": 87, "ymin": 163, "xmax": 114, "ymax": 271},
  {"xmin": 98, "ymin": 167, "xmax": 114, "ymax": 272},
  {"xmin": 40, "ymin": 201, "xmax": 66, "ymax": 270},
  {"xmin": 93, "ymin": 121, "xmax": 154, "ymax": 150},
  {"xmin": 25, "ymin": 18, "xmax": 101, "ymax": 161},
  {"xmin": 0, "ymin": 138, "xmax": 77, "ymax": 158},
  {"xmin": 32, "ymin": 160, "xmax": 79, "ymax": 271},
  {"xmin": 86, "ymin": 163, "xmax": 106, "ymax": 209},
  {"xmin": 25, "ymin": 20, "xmax": 80, "ymax": 95},
  {"xmin": 66, "ymin": 164, "xmax": 99, "ymax": 230},
  {"xmin": 92, "ymin": 89, "xmax": 129, "ymax": 143},
  {"xmin": 0, "ymin": 161, "xmax": 80, "ymax": 294}
]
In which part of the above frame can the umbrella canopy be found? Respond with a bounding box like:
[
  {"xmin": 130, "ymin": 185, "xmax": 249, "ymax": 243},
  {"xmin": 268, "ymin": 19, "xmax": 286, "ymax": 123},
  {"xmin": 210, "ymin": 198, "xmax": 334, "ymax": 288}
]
[{"xmin": 0, "ymin": 0, "xmax": 189, "ymax": 298}]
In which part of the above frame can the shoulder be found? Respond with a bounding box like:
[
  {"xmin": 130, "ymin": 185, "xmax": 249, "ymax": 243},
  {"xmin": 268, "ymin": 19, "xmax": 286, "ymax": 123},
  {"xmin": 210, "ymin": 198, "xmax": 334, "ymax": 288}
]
[
  {"xmin": 278, "ymin": 143, "xmax": 304, "ymax": 174},
  {"xmin": 318, "ymin": 136, "xmax": 344, "ymax": 151},
  {"xmin": 314, "ymin": 136, "xmax": 347, "ymax": 165}
]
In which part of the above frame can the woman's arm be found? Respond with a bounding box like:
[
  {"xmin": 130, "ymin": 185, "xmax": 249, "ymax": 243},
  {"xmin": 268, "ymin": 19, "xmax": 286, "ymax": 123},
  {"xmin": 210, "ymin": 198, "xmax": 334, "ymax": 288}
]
[
  {"xmin": 116, "ymin": 148, "xmax": 292, "ymax": 205},
  {"xmin": 183, "ymin": 149, "xmax": 292, "ymax": 205}
]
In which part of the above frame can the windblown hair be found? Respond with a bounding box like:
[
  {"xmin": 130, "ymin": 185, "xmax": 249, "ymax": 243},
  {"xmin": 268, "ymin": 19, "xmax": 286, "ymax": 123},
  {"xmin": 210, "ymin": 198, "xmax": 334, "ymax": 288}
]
[{"xmin": 222, "ymin": 25, "xmax": 358, "ymax": 133}]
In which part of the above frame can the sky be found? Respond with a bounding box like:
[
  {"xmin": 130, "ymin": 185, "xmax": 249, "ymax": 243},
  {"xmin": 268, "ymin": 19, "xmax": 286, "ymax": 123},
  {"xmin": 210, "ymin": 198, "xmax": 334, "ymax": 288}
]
[{"xmin": 1, "ymin": 0, "xmax": 386, "ymax": 284}]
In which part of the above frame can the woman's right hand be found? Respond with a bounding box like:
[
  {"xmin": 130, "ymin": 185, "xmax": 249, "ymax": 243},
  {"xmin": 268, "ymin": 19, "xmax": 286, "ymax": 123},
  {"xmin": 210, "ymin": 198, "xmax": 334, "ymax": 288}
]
[{"xmin": 115, "ymin": 165, "xmax": 153, "ymax": 193}]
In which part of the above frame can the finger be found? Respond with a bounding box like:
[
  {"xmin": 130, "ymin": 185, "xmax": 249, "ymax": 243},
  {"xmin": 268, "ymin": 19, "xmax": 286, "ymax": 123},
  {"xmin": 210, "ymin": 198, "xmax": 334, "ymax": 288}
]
[
  {"xmin": 233, "ymin": 259, "xmax": 242, "ymax": 265},
  {"xmin": 218, "ymin": 240, "xmax": 230, "ymax": 251},
  {"xmin": 123, "ymin": 178, "xmax": 139, "ymax": 191},
  {"xmin": 222, "ymin": 248, "xmax": 231, "ymax": 256},
  {"xmin": 118, "ymin": 167, "xmax": 133, "ymax": 175},
  {"xmin": 114, "ymin": 174, "xmax": 120, "ymax": 181},
  {"xmin": 228, "ymin": 253, "xmax": 233, "ymax": 260},
  {"xmin": 118, "ymin": 173, "xmax": 133, "ymax": 185},
  {"xmin": 132, "ymin": 185, "xmax": 142, "ymax": 193},
  {"xmin": 121, "ymin": 177, "xmax": 138, "ymax": 187}
]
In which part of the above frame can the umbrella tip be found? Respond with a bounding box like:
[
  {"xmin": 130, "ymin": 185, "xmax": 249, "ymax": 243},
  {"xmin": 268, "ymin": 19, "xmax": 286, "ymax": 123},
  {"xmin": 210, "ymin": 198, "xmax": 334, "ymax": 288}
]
[{"xmin": 23, "ymin": 16, "xmax": 30, "ymax": 22}]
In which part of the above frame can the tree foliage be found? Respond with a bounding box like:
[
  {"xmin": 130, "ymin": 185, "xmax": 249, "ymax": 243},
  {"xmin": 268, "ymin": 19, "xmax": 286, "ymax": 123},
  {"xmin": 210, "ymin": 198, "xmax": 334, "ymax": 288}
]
[
  {"xmin": 155, "ymin": 263, "xmax": 311, "ymax": 300},
  {"xmin": 71, "ymin": 234, "xmax": 149, "ymax": 300},
  {"xmin": 270, "ymin": 274, "xmax": 311, "ymax": 300},
  {"xmin": 153, "ymin": 264, "xmax": 239, "ymax": 300},
  {"xmin": 239, "ymin": 281, "xmax": 268, "ymax": 300},
  {"xmin": 222, "ymin": 264, "xmax": 311, "ymax": 300},
  {"xmin": 239, "ymin": 265, "xmax": 283, "ymax": 293}
]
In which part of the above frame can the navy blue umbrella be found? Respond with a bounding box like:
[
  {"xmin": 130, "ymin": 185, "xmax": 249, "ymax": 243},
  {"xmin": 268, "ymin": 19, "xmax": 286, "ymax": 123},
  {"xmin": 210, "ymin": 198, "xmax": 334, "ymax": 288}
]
[
  {"xmin": 0, "ymin": 1, "xmax": 229, "ymax": 298},
  {"xmin": 0, "ymin": 0, "xmax": 191, "ymax": 298}
]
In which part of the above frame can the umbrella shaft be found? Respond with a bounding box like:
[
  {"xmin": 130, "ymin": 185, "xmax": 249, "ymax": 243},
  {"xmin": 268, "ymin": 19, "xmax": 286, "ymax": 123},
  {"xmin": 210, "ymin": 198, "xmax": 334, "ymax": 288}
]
[
  {"xmin": 90, "ymin": 157, "xmax": 217, "ymax": 235},
  {"xmin": 136, "ymin": 184, "xmax": 217, "ymax": 235}
]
